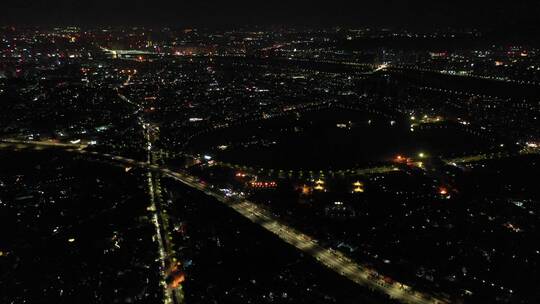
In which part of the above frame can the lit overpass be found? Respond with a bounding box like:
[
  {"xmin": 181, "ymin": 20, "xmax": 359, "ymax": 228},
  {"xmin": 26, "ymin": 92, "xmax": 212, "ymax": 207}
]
[
  {"xmin": 283, "ymin": 58, "xmax": 539, "ymax": 86},
  {"xmin": 0, "ymin": 139, "xmax": 88, "ymax": 150},
  {"xmin": 386, "ymin": 64, "xmax": 540, "ymax": 87},
  {"xmin": 0, "ymin": 139, "xmax": 450, "ymax": 304},
  {"xmin": 444, "ymin": 147, "xmax": 540, "ymax": 165},
  {"xmin": 100, "ymin": 47, "xmax": 155, "ymax": 56}
]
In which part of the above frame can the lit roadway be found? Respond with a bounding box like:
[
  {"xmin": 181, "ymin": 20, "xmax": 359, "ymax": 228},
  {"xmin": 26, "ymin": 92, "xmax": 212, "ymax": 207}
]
[
  {"xmin": 156, "ymin": 174, "xmax": 449, "ymax": 304},
  {"xmin": 116, "ymin": 79, "xmax": 184, "ymax": 304},
  {"xmin": 0, "ymin": 139, "xmax": 450, "ymax": 304},
  {"xmin": 0, "ymin": 138, "xmax": 88, "ymax": 150}
]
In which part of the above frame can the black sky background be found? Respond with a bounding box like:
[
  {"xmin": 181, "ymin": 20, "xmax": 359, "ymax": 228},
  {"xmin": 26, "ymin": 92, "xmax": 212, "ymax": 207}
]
[{"xmin": 1, "ymin": 0, "xmax": 539, "ymax": 30}]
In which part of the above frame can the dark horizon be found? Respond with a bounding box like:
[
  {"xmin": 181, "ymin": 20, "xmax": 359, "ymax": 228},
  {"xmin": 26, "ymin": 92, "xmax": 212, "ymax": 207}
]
[{"xmin": 2, "ymin": 0, "xmax": 539, "ymax": 30}]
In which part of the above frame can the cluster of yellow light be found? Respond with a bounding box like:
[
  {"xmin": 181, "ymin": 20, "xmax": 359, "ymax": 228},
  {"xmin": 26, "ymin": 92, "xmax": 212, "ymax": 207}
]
[
  {"xmin": 314, "ymin": 184, "xmax": 325, "ymax": 191},
  {"xmin": 314, "ymin": 179, "xmax": 325, "ymax": 191},
  {"xmin": 353, "ymin": 187, "xmax": 364, "ymax": 193},
  {"xmin": 353, "ymin": 181, "xmax": 365, "ymax": 193}
]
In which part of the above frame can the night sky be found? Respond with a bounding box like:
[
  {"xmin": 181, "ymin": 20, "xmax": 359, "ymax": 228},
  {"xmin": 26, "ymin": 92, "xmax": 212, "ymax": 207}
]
[{"xmin": 1, "ymin": 0, "xmax": 539, "ymax": 29}]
